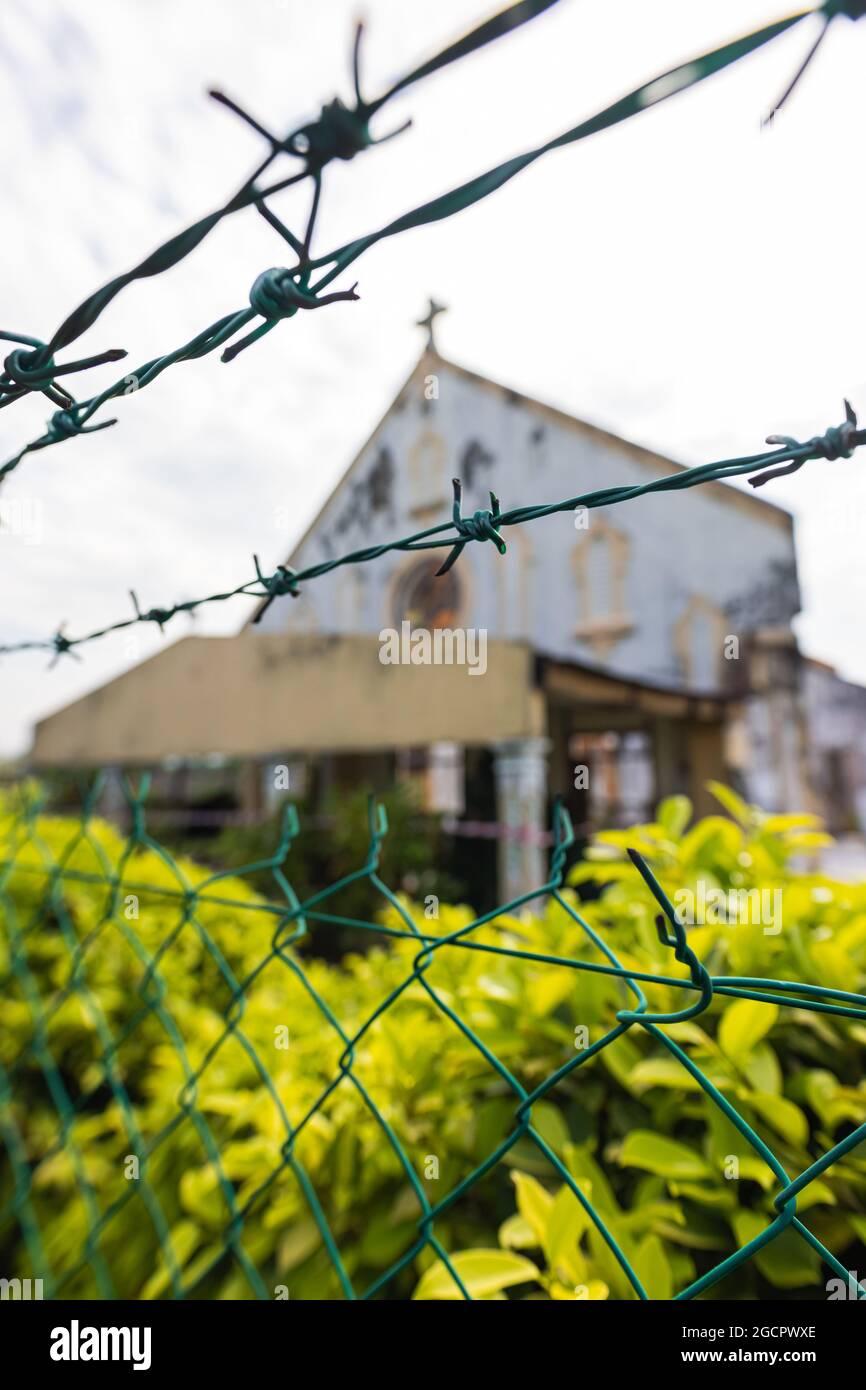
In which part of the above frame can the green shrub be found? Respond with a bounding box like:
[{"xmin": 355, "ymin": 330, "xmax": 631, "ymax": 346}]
[
  {"xmin": 1, "ymin": 786, "xmax": 864, "ymax": 1300},
  {"xmin": 207, "ymin": 783, "xmax": 464, "ymax": 956}
]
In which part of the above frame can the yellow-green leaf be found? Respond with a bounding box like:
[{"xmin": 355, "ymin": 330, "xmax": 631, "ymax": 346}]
[
  {"xmin": 809, "ymin": 941, "xmax": 853, "ymax": 993},
  {"xmin": 413, "ymin": 1249, "xmax": 540, "ymax": 1300},
  {"xmin": 748, "ymin": 1091, "xmax": 808, "ymax": 1148},
  {"xmin": 618, "ymin": 1131, "xmax": 711, "ymax": 1180},
  {"xmin": 550, "ymin": 1278, "xmax": 609, "ymax": 1300},
  {"xmin": 178, "ymin": 1165, "xmax": 225, "ymax": 1230},
  {"xmin": 761, "ymin": 813, "xmax": 822, "ymax": 833},
  {"xmin": 510, "ymin": 1171, "xmax": 553, "ymax": 1247},
  {"xmin": 742, "ymin": 1043, "xmax": 782, "ymax": 1095},
  {"xmin": 531, "ymin": 1102, "xmax": 570, "ymax": 1157},
  {"xmin": 657, "ymin": 796, "xmax": 692, "ymax": 840},
  {"xmin": 634, "ymin": 1233, "xmax": 673, "ymax": 1299},
  {"xmin": 707, "ymin": 782, "xmax": 753, "ymax": 825},
  {"xmin": 630, "ymin": 1058, "xmax": 703, "ymax": 1093},
  {"xmin": 545, "ymin": 1183, "xmax": 590, "ymax": 1281},
  {"xmin": 719, "ymin": 999, "xmax": 778, "ymax": 1060},
  {"xmin": 668, "ymin": 1181, "xmax": 736, "ymax": 1211},
  {"xmin": 498, "ymin": 1213, "xmax": 537, "ymax": 1250},
  {"xmin": 276, "ymin": 1218, "xmax": 321, "ymax": 1273}
]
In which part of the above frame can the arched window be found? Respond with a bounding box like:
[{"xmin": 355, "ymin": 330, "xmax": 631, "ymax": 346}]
[
  {"xmin": 585, "ymin": 531, "xmax": 616, "ymax": 617},
  {"xmin": 572, "ymin": 521, "xmax": 632, "ymax": 658},
  {"xmin": 392, "ymin": 557, "xmax": 462, "ymax": 630},
  {"xmin": 690, "ymin": 608, "xmax": 718, "ymax": 688},
  {"xmin": 675, "ymin": 596, "xmax": 727, "ymax": 689},
  {"xmin": 408, "ymin": 431, "xmax": 447, "ymax": 516}
]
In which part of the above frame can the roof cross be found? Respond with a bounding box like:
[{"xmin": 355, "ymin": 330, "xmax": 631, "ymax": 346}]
[{"xmin": 415, "ymin": 297, "xmax": 447, "ymax": 351}]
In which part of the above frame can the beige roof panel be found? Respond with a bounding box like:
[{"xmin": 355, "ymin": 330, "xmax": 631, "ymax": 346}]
[{"xmin": 30, "ymin": 634, "xmax": 536, "ymax": 765}]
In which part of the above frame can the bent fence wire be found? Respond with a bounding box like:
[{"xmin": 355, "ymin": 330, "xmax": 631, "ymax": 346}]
[
  {"xmin": 1, "ymin": 0, "xmax": 863, "ymax": 490},
  {"xmin": 1, "ymin": 779, "xmax": 865, "ymax": 1300}
]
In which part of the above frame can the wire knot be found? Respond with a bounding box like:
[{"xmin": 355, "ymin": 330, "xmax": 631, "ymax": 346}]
[
  {"xmin": 130, "ymin": 591, "xmax": 173, "ymax": 631},
  {"xmin": 812, "ymin": 426, "xmax": 853, "ymax": 461},
  {"xmin": 48, "ymin": 626, "xmax": 80, "ymax": 668},
  {"xmin": 222, "ymin": 271, "xmax": 359, "ymax": 362},
  {"xmin": 436, "ymin": 478, "xmax": 507, "ymax": 576},
  {"xmin": 3, "ymin": 345, "xmax": 55, "ymax": 389},
  {"xmin": 46, "ymin": 406, "xmax": 117, "ymax": 444},
  {"xmin": 617, "ymin": 850, "xmax": 714, "ymax": 1024},
  {"xmin": 283, "ymin": 28, "xmax": 411, "ymax": 167},
  {"xmin": 808, "ymin": 411, "xmax": 860, "ymax": 460},
  {"xmin": 751, "ymin": 400, "xmax": 863, "ymax": 487},
  {"xmin": 249, "ymin": 268, "xmax": 310, "ymax": 321},
  {"xmin": 47, "ymin": 408, "xmax": 88, "ymax": 441},
  {"xmin": 289, "ymin": 99, "xmax": 372, "ymax": 165},
  {"xmin": 143, "ymin": 608, "xmax": 172, "ymax": 628},
  {"xmin": 248, "ymin": 268, "xmax": 360, "ymax": 322},
  {"xmin": 254, "ymin": 554, "xmax": 300, "ymax": 600},
  {"xmin": 456, "ymin": 508, "xmax": 502, "ymax": 546},
  {"xmin": 2, "ymin": 343, "xmax": 125, "ymax": 405}
]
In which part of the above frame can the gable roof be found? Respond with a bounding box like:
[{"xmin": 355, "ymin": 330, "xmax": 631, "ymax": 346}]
[{"xmin": 246, "ymin": 345, "xmax": 793, "ymax": 626}]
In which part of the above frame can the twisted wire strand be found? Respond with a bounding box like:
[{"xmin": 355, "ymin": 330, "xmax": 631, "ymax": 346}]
[
  {"xmin": 0, "ymin": 1, "xmax": 856, "ymax": 488},
  {"xmin": 2, "ymin": 400, "xmax": 862, "ymax": 661},
  {"xmin": 0, "ymin": 0, "xmax": 559, "ymax": 480}
]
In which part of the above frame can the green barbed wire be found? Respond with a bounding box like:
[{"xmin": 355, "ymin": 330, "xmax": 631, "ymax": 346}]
[
  {"xmin": 1, "ymin": 0, "xmax": 860, "ymax": 489},
  {"xmin": 0, "ymin": 776, "xmax": 864, "ymax": 1300},
  {"xmin": 1, "ymin": 399, "xmax": 862, "ymax": 661},
  {"xmin": 0, "ymin": 0, "xmax": 559, "ymax": 480}
]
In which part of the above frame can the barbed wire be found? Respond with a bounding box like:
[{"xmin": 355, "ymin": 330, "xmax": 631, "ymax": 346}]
[
  {"xmin": 2, "ymin": 400, "xmax": 862, "ymax": 662},
  {"xmin": 0, "ymin": 0, "xmax": 559, "ymax": 480},
  {"xmin": 0, "ymin": 0, "xmax": 858, "ymax": 489}
]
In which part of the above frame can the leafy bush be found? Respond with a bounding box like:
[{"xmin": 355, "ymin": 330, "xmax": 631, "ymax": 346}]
[
  {"xmin": 1, "ymin": 785, "xmax": 865, "ymax": 1299},
  {"xmin": 419, "ymin": 784, "xmax": 866, "ymax": 1298},
  {"xmin": 206, "ymin": 783, "xmax": 464, "ymax": 956}
]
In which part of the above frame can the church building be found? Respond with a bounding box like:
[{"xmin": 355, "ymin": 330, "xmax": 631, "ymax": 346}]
[{"xmin": 30, "ymin": 308, "xmax": 865, "ymax": 901}]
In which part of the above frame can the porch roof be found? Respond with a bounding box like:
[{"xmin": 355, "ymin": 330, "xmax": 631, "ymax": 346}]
[
  {"xmin": 29, "ymin": 633, "xmax": 732, "ymax": 770},
  {"xmin": 29, "ymin": 634, "xmax": 539, "ymax": 767}
]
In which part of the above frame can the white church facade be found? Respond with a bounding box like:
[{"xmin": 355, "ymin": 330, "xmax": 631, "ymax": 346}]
[{"xmin": 30, "ymin": 332, "xmax": 865, "ymax": 901}]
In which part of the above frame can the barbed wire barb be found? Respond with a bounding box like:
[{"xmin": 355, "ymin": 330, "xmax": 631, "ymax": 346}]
[
  {"xmin": 2, "ymin": 401, "xmax": 862, "ymax": 659},
  {"xmin": 1, "ymin": 2, "xmax": 856, "ymax": 490}
]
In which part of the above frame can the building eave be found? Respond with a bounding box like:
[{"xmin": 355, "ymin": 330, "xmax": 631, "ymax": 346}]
[{"xmin": 244, "ymin": 348, "xmax": 439, "ymax": 627}]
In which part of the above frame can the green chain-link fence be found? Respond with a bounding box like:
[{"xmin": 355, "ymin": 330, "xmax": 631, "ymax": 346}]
[
  {"xmin": 1, "ymin": 778, "xmax": 865, "ymax": 1300},
  {"xmin": 4, "ymin": 0, "xmax": 866, "ymax": 1305}
]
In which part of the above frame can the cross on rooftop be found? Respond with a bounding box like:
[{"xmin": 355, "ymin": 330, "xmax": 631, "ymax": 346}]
[{"xmin": 416, "ymin": 297, "xmax": 447, "ymax": 351}]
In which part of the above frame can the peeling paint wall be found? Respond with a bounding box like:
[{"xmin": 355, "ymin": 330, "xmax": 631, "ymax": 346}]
[
  {"xmin": 803, "ymin": 662, "xmax": 866, "ymax": 831},
  {"xmin": 257, "ymin": 356, "xmax": 799, "ymax": 698}
]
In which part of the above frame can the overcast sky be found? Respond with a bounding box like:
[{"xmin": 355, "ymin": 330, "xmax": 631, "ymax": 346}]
[{"xmin": 2, "ymin": 0, "xmax": 865, "ymax": 758}]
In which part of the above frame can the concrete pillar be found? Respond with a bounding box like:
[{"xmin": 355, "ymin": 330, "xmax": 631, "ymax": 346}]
[
  {"xmin": 100, "ymin": 765, "xmax": 128, "ymax": 828},
  {"xmin": 686, "ymin": 722, "xmax": 726, "ymax": 818},
  {"xmin": 492, "ymin": 737, "xmax": 551, "ymax": 905},
  {"xmin": 425, "ymin": 742, "xmax": 465, "ymax": 815},
  {"xmin": 653, "ymin": 718, "xmax": 686, "ymax": 801},
  {"xmin": 238, "ymin": 761, "xmax": 264, "ymax": 820},
  {"xmin": 744, "ymin": 630, "xmax": 813, "ymax": 813}
]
